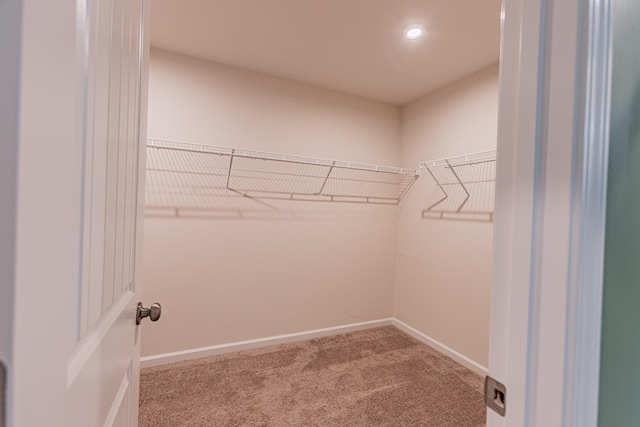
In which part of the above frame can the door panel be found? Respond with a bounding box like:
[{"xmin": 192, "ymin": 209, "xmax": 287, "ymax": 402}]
[
  {"xmin": 11, "ymin": 0, "xmax": 149, "ymax": 426},
  {"xmin": 85, "ymin": 0, "xmax": 143, "ymax": 332},
  {"xmin": 122, "ymin": 0, "xmax": 143, "ymax": 296},
  {"xmin": 114, "ymin": 0, "xmax": 132, "ymax": 304},
  {"xmin": 68, "ymin": 293, "xmax": 135, "ymax": 426},
  {"xmin": 103, "ymin": 0, "xmax": 125, "ymax": 313},
  {"xmin": 85, "ymin": 0, "xmax": 116, "ymax": 334}
]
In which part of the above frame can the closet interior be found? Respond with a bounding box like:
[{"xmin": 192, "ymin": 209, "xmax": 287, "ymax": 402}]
[{"xmin": 141, "ymin": 0, "xmax": 501, "ymax": 414}]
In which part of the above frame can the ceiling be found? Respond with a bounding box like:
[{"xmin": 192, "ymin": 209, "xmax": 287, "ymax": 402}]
[{"xmin": 151, "ymin": 0, "xmax": 502, "ymax": 106}]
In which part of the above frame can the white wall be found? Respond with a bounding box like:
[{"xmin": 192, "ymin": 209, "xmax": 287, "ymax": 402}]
[
  {"xmin": 394, "ymin": 65, "xmax": 499, "ymax": 367},
  {"xmin": 142, "ymin": 49, "xmax": 402, "ymax": 357}
]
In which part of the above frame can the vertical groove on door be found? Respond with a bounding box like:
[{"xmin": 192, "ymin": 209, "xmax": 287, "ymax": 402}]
[
  {"xmin": 102, "ymin": 0, "xmax": 124, "ymax": 313},
  {"xmin": 86, "ymin": 0, "xmax": 114, "ymax": 333}
]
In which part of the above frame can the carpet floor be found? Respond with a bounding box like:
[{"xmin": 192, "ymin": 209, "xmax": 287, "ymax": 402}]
[{"xmin": 139, "ymin": 326, "xmax": 486, "ymax": 426}]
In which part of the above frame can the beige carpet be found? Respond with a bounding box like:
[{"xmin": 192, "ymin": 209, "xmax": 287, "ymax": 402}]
[{"xmin": 139, "ymin": 326, "xmax": 486, "ymax": 426}]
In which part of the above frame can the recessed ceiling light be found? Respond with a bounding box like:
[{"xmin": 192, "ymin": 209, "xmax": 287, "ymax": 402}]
[{"xmin": 404, "ymin": 25, "xmax": 425, "ymax": 40}]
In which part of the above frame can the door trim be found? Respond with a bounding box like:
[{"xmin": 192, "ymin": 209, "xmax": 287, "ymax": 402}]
[
  {"xmin": 489, "ymin": 0, "xmax": 612, "ymax": 425},
  {"xmin": 565, "ymin": 0, "xmax": 612, "ymax": 426},
  {"xmin": 488, "ymin": 0, "xmax": 547, "ymax": 423}
]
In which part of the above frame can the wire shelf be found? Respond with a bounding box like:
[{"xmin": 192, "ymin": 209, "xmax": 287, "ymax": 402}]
[
  {"xmin": 145, "ymin": 139, "xmax": 419, "ymax": 213},
  {"xmin": 419, "ymin": 150, "xmax": 497, "ymax": 221}
]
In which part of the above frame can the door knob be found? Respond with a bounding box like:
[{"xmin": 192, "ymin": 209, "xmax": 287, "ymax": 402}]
[{"xmin": 136, "ymin": 302, "xmax": 161, "ymax": 325}]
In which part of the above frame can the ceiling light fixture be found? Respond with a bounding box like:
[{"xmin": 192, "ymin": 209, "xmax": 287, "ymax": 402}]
[{"xmin": 404, "ymin": 25, "xmax": 425, "ymax": 40}]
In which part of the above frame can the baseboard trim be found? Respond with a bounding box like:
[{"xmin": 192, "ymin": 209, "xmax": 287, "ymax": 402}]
[
  {"xmin": 140, "ymin": 318, "xmax": 394, "ymax": 368},
  {"xmin": 141, "ymin": 317, "xmax": 488, "ymax": 377},
  {"xmin": 391, "ymin": 318, "xmax": 488, "ymax": 376}
]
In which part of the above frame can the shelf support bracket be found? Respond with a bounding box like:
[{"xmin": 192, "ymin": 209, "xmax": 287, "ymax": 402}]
[
  {"xmin": 446, "ymin": 159, "xmax": 470, "ymax": 212},
  {"xmin": 225, "ymin": 149, "xmax": 235, "ymax": 192},
  {"xmin": 316, "ymin": 161, "xmax": 336, "ymax": 196},
  {"xmin": 424, "ymin": 167, "xmax": 449, "ymax": 211}
]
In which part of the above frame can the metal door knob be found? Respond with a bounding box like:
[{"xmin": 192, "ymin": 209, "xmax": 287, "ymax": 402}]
[{"xmin": 136, "ymin": 302, "xmax": 162, "ymax": 325}]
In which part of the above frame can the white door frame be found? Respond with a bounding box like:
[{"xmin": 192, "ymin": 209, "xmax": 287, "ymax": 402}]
[{"xmin": 489, "ymin": 0, "xmax": 612, "ymax": 426}]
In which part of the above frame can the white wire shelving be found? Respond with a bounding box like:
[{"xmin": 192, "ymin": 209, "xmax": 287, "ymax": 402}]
[
  {"xmin": 419, "ymin": 150, "xmax": 497, "ymax": 221},
  {"xmin": 145, "ymin": 139, "xmax": 419, "ymax": 215}
]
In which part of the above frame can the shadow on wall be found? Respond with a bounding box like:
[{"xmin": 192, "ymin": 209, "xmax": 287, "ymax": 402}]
[
  {"xmin": 144, "ymin": 176, "xmax": 412, "ymax": 220},
  {"xmin": 143, "ymin": 181, "xmax": 402, "ymax": 221},
  {"xmin": 144, "ymin": 200, "xmax": 400, "ymax": 221}
]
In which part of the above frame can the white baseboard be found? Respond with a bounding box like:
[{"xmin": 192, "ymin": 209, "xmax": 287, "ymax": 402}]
[
  {"xmin": 140, "ymin": 318, "xmax": 394, "ymax": 368},
  {"xmin": 141, "ymin": 317, "xmax": 488, "ymax": 377},
  {"xmin": 391, "ymin": 318, "xmax": 488, "ymax": 376}
]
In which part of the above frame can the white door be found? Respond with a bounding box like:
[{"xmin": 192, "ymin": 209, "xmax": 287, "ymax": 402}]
[{"xmin": 8, "ymin": 0, "xmax": 150, "ymax": 426}]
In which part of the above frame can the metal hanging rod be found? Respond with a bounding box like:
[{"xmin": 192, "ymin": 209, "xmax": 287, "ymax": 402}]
[
  {"xmin": 145, "ymin": 138, "xmax": 419, "ymax": 214},
  {"xmin": 419, "ymin": 150, "xmax": 497, "ymax": 221}
]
